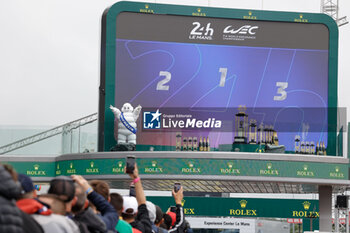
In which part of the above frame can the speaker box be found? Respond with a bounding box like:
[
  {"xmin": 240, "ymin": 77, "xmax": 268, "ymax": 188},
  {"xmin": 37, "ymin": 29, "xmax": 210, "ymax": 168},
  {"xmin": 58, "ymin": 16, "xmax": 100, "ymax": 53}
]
[{"xmin": 336, "ymin": 195, "xmax": 348, "ymax": 208}]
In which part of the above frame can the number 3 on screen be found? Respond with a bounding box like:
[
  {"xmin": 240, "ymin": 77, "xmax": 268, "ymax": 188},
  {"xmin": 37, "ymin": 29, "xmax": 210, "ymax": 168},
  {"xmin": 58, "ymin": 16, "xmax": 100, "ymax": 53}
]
[{"xmin": 274, "ymin": 82, "xmax": 288, "ymax": 101}]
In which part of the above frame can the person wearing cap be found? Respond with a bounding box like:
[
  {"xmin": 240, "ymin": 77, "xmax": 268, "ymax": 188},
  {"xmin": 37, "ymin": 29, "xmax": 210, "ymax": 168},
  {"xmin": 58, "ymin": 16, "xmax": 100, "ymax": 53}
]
[
  {"xmin": 110, "ymin": 193, "xmax": 133, "ymax": 233},
  {"xmin": 30, "ymin": 176, "xmax": 80, "ymax": 233},
  {"xmin": 72, "ymin": 175, "xmax": 119, "ymax": 232},
  {"xmin": 48, "ymin": 176, "xmax": 77, "ymax": 213},
  {"xmin": 121, "ymin": 196, "xmax": 141, "ymax": 233},
  {"xmin": 16, "ymin": 173, "xmax": 50, "ymax": 217},
  {"xmin": 33, "ymin": 194, "xmax": 80, "ymax": 233},
  {"xmin": 125, "ymin": 163, "xmax": 153, "ymax": 233},
  {"xmin": 154, "ymin": 206, "xmax": 168, "ymax": 233},
  {"xmin": 148, "ymin": 203, "xmax": 168, "ymax": 233}
]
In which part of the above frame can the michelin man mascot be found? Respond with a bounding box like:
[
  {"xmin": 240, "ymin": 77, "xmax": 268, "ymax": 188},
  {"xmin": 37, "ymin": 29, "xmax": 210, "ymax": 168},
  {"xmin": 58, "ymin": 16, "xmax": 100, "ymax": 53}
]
[{"xmin": 110, "ymin": 103, "xmax": 142, "ymax": 150}]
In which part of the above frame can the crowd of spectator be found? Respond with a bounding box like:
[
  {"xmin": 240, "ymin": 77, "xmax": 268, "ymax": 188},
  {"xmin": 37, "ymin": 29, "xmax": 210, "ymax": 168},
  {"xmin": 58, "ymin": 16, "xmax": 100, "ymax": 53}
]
[{"xmin": 0, "ymin": 163, "xmax": 191, "ymax": 233}]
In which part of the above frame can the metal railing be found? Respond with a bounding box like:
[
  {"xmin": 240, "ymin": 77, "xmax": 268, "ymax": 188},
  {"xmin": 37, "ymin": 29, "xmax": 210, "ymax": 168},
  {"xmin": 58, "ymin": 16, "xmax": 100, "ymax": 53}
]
[{"xmin": 0, "ymin": 113, "xmax": 98, "ymax": 155}]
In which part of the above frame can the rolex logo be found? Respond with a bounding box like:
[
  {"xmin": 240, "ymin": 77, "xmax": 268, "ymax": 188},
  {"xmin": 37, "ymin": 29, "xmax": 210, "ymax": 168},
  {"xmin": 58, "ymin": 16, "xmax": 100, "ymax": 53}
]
[
  {"xmin": 152, "ymin": 161, "xmax": 157, "ymax": 167},
  {"xmin": 181, "ymin": 199, "xmax": 186, "ymax": 206},
  {"xmin": 300, "ymin": 14, "xmax": 303, "ymax": 19},
  {"xmin": 57, "ymin": 164, "xmax": 60, "ymax": 169},
  {"xmin": 182, "ymin": 161, "xmax": 200, "ymax": 173},
  {"xmin": 70, "ymin": 163, "xmax": 73, "ymax": 169},
  {"xmin": 197, "ymin": 8, "xmax": 201, "ymax": 13},
  {"xmin": 118, "ymin": 161, "xmax": 123, "ymax": 167},
  {"xmin": 27, "ymin": 164, "xmax": 46, "ymax": 176},
  {"xmin": 86, "ymin": 161, "xmax": 99, "ymax": 173},
  {"xmin": 335, "ymin": 166, "xmax": 339, "ymax": 172},
  {"xmin": 227, "ymin": 162, "xmax": 233, "ymax": 168},
  {"xmin": 267, "ymin": 163, "xmax": 272, "ymax": 169},
  {"xmin": 303, "ymin": 165, "xmax": 308, "ymax": 171},
  {"xmin": 303, "ymin": 201, "xmax": 311, "ymax": 210},
  {"xmin": 240, "ymin": 200, "xmax": 247, "ymax": 208},
  {"xmin": 145, "ymin": 4, "xmax": 149, "ymax": 9},
  {"xmin": 249, "ymin": 11, "xmax": 252, "ymax": 16}
]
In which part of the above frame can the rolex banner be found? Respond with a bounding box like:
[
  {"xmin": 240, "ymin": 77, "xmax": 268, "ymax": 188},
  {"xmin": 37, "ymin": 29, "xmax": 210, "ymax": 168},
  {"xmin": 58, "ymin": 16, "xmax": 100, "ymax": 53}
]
[
  {"xmin": 148, "ymin": 196, "xmax": 319, "ymax": 219},
  {"xmin": 3, "ymin": 158, "xmax": 347, "ymax": 180}
]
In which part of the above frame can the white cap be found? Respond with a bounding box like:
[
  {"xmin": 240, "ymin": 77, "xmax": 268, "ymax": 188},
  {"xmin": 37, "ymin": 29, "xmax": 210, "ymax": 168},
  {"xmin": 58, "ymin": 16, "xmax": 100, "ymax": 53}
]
[
  {"xmin": 123, "ymin": 196, "xmax": 138, "ymax": 215},
  {"xmin": 146, "ymin": 201, "xmax": 156, "ymax": 223}
]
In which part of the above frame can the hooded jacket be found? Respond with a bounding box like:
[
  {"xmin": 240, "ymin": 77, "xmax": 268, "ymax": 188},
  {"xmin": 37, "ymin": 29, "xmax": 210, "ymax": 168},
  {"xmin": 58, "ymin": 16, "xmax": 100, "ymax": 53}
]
[
  {"xmin": 74, "ymin": 207, "xmax": 107, "ymax": 233},
  {"xmin": 0, "ymin": 165, "xmax": 24, "ymax": 233}
]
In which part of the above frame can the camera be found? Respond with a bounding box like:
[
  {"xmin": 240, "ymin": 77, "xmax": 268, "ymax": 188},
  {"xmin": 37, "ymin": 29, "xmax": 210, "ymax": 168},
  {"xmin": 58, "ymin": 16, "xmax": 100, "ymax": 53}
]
[
  {"xmin": 129, "ymin": 184, "xmax": 136, "ymax": 197},
  {"xmin": 126, "ymin": 155, "xmax": 136, "ymax": 174},
  {"xmin": 174, "ymin": 182, "xmax": 181, "ymax": 193}
]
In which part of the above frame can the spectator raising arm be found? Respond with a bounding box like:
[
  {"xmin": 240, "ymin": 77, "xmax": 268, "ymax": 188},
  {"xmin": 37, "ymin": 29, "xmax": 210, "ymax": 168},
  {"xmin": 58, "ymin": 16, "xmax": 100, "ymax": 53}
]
[
  {"xmin": 72, "ymin": 175, "xmax": 119, "ymax": 232},
  {"xmin": 169, "ymin": 187, "xmax": 186, "ymax": 233},
  {"xmin": 127, "ymin": 163, "xmax": 153, "ymax": 233}
]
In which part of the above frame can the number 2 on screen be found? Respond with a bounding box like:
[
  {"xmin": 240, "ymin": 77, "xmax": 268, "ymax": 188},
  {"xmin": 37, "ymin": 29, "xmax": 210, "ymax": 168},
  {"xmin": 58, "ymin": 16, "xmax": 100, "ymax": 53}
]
[{"xmin": 156, "ymin": 71, "xmax": 171, "ymax": 91}]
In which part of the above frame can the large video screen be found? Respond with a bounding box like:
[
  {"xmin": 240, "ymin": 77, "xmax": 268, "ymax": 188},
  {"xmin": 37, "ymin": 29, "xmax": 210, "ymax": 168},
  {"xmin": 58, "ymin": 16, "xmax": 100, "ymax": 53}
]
[
  {"xmin": 99, "ymin": 2, "xmax": 339, "ymax": 153},
  {"xmin": 110, "ymin": 12, "xmax": 329, "ymax": 152}
]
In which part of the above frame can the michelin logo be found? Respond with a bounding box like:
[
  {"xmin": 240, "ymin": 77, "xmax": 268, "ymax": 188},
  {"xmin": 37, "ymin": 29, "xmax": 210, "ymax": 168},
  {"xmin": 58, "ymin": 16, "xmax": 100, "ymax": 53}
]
[{"xmin": 143, "ymin": 110, "xmax": 162, "ymax": 129}]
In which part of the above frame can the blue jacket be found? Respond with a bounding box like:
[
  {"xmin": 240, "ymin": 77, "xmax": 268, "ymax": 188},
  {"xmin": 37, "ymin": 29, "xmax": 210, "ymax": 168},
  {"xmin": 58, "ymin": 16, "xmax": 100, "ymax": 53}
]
[{"xmin": 87, "ymin": 191, "xmax": 119, "ymax": 232}]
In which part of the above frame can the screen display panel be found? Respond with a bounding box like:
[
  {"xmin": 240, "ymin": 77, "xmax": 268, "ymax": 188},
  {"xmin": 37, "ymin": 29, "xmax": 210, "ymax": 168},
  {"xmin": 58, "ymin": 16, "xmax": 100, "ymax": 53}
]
[{"xmin": 99, "ymin": 3, "xmax": 338, "ymax": 153}]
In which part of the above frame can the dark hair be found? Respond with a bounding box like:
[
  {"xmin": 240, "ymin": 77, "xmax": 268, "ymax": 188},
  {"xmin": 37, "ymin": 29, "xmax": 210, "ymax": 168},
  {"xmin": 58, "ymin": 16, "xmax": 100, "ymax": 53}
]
[
  {"xmin": 110, "ymin": 193, "xmax": 123, "ymax": 213},
  {"xmin": 3, "ymin": 164, "xmax": 18, "ymax": 181},
  {"xmin": 121, "ymin": 212, "xmax": 137, "ymax": 221},
  {"xmin": 155, "ymin": 205, "xmax": 163, "ymax": 224},
  {"xmin": 90, "ymin": 180, "xmax": 110, "ymax": 200},
  {"xmin": 162, "ymin": 213, "xmax": 172, "ymax": 230}
]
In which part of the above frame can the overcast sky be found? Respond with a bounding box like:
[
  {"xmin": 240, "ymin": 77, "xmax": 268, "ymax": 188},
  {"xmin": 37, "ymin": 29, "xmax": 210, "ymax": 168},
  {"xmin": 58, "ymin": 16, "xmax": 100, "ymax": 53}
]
[{"xmin": 0, "ymin": 0, "xmax": 349, "ymax": 126}]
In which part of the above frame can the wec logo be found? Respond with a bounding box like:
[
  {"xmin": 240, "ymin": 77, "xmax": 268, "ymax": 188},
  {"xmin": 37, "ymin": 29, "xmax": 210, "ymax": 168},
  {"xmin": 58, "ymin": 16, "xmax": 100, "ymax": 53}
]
[{"xmin": 223, "ymin": 25, "xmax": 259, "ymax": 35}]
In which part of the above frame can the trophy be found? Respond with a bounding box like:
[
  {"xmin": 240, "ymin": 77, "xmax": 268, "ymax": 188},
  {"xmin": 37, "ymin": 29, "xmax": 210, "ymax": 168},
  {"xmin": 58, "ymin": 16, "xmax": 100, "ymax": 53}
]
[
  {"xmin": 193, "ymin": 137, "xmax": 198, "ymax": 151},
  {"xmin": 305, "ymin": 141, "xmax": 310, "ymax": 154},
  {"xmin": 188, "ymin": 137, "xmax": 193, "ymax": 151},
  {"xmin": 322, "ymin": 142, "xmax": 327, "ymax": 155},
  {"xmin": 249, "ymin": 119, "xmax": 257, "ymax": 144},
  {"xmin": 310, "ymin": 141, "xmax": 315, "ymax": 154},
  {"xmin": 203, "ymin": 137, "xmax": 207, "ymax": 151},
  {"xmin": 258, "ymin": 123, "xmax": 264, "ymax": 144},
  {"xmin": 272, "ymin": 130, "xmax": 279, "ymax": 146},
  {"xmin": 269, "ymin": 125, "xmax": 274, "ymax": 144},
  {"xmin": 264, "ymin": 126, "xmax": 269, "ymax": 144},
  {"xmin": 199, "ymin": 137, "xmax": 203, "ymax": 151},
  {"xmin": 300, "ymin": 141, "xmax": 305, "ymax": 154},
  {"xmin": 234, "ymin": 105, "xmax": 248, "ymax": 144},
  {"xmin": 294, "ymin": 135, "xmax": 300, "ymax": 153},
  {"xmin": 316, "ymin": 142, "xmax": 320, "ymax": 155},
  {"xmin": 206, "ymin": 137, "xmax": 210, "ymax": 151},
  {"xmin": 183, "ymin": 137, "xmax": 188, "ymax": 151},
  {"xmin": 175, "ymin": 132, "xmax": 182, "ymax": 151}
]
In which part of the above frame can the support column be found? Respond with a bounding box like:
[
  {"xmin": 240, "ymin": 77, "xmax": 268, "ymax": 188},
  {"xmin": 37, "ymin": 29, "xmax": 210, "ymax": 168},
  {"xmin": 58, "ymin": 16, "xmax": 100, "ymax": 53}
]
[{"xmin": 319, "ymin": 185, "xmax": 332, "ymax": 232}]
